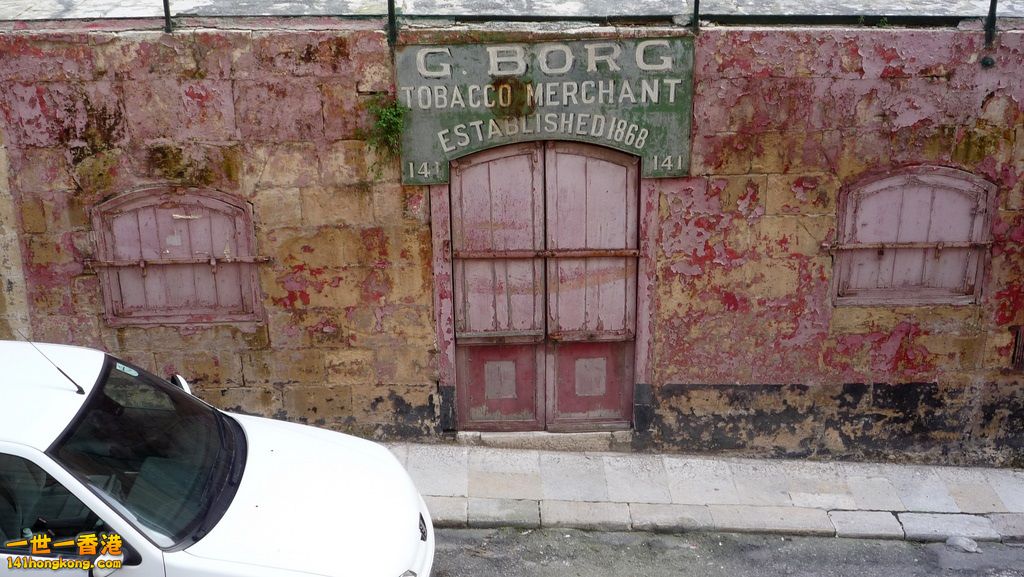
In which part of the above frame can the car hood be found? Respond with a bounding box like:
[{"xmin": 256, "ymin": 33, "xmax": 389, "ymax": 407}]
[{"xmin": 181, "ymin": 414, "xmax": 424, "ymax": 577}]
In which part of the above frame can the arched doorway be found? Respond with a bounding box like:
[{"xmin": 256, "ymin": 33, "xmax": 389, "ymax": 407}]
[{"xmin": 445, "ymin": 141, "xmax": 639, "ymax": 431}]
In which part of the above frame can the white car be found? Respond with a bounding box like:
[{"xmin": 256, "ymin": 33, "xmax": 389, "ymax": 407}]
[{"xmin": 0, "ymin": 340, "xmax": 434, "ymax": 577}]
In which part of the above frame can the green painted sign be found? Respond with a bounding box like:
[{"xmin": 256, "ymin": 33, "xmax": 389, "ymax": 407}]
[{"xmin": 396, "ymin": 38, "xmax": 694, "ymax": 185}]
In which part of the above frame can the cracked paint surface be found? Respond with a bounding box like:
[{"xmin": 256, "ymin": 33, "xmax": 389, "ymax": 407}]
[{"xmin": 639, "ymin": 27, "xmax": 1024, "ymax": 465}]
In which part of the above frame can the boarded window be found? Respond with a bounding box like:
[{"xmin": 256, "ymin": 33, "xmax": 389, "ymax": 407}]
[
  {"xmin": 92, "ymin": 189, "xmax": 263, "ymax": 325},
  {"xmin": 833, "ymin": 167, "xmax": 995, "ymax": 306}
]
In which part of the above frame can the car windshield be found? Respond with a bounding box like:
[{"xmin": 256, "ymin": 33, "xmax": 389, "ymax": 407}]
[{"xmin": 48, "ymin": 357, "xmax": 237, "ymax": 548}]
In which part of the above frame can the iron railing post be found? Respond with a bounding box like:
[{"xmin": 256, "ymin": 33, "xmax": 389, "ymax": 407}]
[
  {"xmin": 387, "ymin": 0, "xmax": 398, "ymax": 48},
  {"xmin": 692, "ymin": 0, "xmax": 700, "ymax": 33},
  {"xmin": 985, "ymin": 0, "xmax": 998, "ymax": 48},
  {"xmin": 162, "ymin": 0, "xmax": 172, "ymax": 33}
]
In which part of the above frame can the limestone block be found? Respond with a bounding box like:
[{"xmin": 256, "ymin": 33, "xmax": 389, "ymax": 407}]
[
  {"xmin": 241, "ymin": 349, "xmax": 326, "ymax": 387},
  {"xmin": 200, "ymin": 386, "xmax": 281, "ymax": 417},
  {"xmin": 301, "ymin": 185, "xmax": 372, "ymax": 227},
  {"xmin": 246, "ymin": 144, "xmax": 320, "ymax": 189},
  {"xmin": 318, "ymin": 140, "xmax": 369, "ymax": 186},
  {"xmin": 282, "ymin": 384, "xmax": 353, "ymax": 424},
  {"xmin": 235, "ymin": 80, "xmax": 324, "ymax": 141},
  {"xmin": 252, "ymin": 187, "xmax": 302, "ymax": 228},
  {"xmin": 324, "ymin": 348, "xmax": 376, "ymax": 385},
  {"xmin": 123, "ymin": 78, "xmax": 236, "ymax": 141},
  {"xmin": 321, "ymin": 82, "xmax": 369, "ymax": 140},
  {"xmin": 766, "ymin": 173, "xmax": 839, "ymax": 216},
  {"xmin": 11, "ymin": 148, "xmax": 73, "ymax": 193}
]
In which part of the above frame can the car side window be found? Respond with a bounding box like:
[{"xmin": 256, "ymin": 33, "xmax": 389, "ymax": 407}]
[{"xmin": 0, "ymin": 454, "xmax": 104, "ymax": 556}]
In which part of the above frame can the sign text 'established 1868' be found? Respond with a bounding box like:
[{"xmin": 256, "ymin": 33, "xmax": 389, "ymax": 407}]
[{"xmin": 395, "ymin": 38, "xmax": 694, "ymax": 184}]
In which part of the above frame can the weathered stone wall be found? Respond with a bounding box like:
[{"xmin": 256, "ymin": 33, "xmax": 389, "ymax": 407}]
[
  {"xmin": 0, "ymin": 20, "xmax": 1021, "ymax": 462},
  {"xmin": 640, "ymin": 27, "xmax": 1024, "ymax": 465},
  {"xmin": 0, "ymin": 19, "xmax": 439, "ymax": 438},
  {"xmin": 0, "ymin": 117, "xmax": 31, "ymax": 339}
]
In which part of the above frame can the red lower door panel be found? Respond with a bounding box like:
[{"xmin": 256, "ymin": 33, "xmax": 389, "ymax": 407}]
[
  {"xmin": 547, "ymin": 341, "xmax": 634, "ymax": 431},
  {"xmin": 456, "ymin": 344, "xmax": 545, "ymax": 431}
]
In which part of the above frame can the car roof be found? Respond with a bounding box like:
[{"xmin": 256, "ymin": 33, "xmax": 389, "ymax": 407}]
[{"xmin": 0, "ymin": 340, "xmax": 107, "ymax": 451}]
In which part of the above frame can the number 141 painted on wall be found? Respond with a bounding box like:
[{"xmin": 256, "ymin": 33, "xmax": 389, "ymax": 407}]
[{"xmin": 649, "ymin": 155, "xmax": 685, "ymax": 171}]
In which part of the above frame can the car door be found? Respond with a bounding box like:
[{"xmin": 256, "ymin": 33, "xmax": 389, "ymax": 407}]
[{"xmin": 0, "ymin": 444, "xmax": 164, "ymax": 577}]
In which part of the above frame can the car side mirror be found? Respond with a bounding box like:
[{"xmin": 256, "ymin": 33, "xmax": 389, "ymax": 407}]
[{"xmin": 168, "ymin": 374, "xmax": 192, "ymax": 395}]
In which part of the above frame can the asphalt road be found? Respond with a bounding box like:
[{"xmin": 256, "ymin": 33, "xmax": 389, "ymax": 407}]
[{"xmin": 433, "ymin": 528, "xmax": 1024, "ymax": 577}]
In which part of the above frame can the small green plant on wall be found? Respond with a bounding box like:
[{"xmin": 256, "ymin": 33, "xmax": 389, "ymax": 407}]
[{"xmin": 362, "ymin": 94, "xmax": 408, "ymax": 178}]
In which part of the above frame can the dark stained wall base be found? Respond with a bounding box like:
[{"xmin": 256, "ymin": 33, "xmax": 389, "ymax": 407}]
[{"xmin": 633, "ymin": 381, "xmax": 1024, "ymax": 468}]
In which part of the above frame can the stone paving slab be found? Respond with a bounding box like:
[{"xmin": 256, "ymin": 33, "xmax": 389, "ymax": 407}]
[
  {"xmin": 663, "ymin": 457, "xmax": 741, "ymax": 505},
  {"xmin": 709, "ymin": 505, "xmax": 835, "ymax": 536},
  {"xmin": 468, "ymin": 497, "xmax": 540, "ymax": 528},
  {"xmin": 424, "ymin": 495, "xmax": 468, "ymax": 527},
  {"xmin": 604, "ymin": 455, "xmax": 672, "ymax": 504},
  {"xmin": 988, "ymin": 513, "xmax": 1024, "ymax": 542},
  {"xmin": 541, "ymin": 500, "xmax": 632, "ymax": 531},
  {"xmin": 2, "ymin": 0, "xmax": 1023, "ymax": 21},
  {"xmin": 406, "ymin": 444, "xmax": 468, "ymax": 497},
  {"xmin": 629, "ymin": 503, "xmax": 714, "ymax": 532},
  {"xmin": 884, "ymin": 468, "xmax": 961, "ymax": 513},
  {"xmin": 539, "ymin": 453, "xmax": 608, "ymax": 502},
  {"xmin": 845, "ymin": 475, "xmax": 907, "ymax": 511},
  {"xmin": 829, "ymin": 511, "xmax": 905, "ymax": 539},
  {"xmin": 899, "ymin": 513, "xmax": 1002, "ymax": 542},
  {"xmin": 467, "ymin": 447, "xmax": 542, "ymax": 501},
  {"xmin": 986, "ymin": 470, "xmax": 1024, "ymax": 513}
]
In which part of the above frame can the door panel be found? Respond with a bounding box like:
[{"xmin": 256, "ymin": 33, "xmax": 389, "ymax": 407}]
[
  {"xmin": 456, "ymin": 344, "xmax": 544, "ymax": 430},
  {"xmin": 547, "ymin": 341, "xmax": 635, "ymax": 430},
  {"xmin": 453, "ymin": 144, "xmax": 546, "ymax": 429},
  {"xmin": 452, "ymin": 142, "xmax": 638, "ymax": 431},
  {"xmin": 548, "ymin": 257, "xmax": 637, "ymax": 339},
  {"xmin": 544, "ymin": 143, "xmax": 638, "ymax": 426}
]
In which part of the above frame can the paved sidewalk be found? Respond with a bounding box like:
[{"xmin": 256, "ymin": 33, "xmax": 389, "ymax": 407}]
[{"xmin": 388, "ymin": 443, "xmax": 1024, "ymax": 542}]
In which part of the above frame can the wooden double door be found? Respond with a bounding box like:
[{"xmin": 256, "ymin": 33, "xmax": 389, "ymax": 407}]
[{"xmin": 451, "ymin": 142, "xmax": 639, "ymax": 431}]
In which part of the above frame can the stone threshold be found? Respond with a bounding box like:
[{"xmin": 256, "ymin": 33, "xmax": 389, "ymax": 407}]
[{"xmin": 455, "ymin": 430, "xmax": 634, "ymax": 453}]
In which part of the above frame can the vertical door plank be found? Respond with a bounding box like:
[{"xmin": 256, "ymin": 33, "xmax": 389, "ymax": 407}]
[
  {"xmin": 110, "ymin": 212, "xmax": 145, "ymax": 312},
  {"xmin": 926, "ymin": 187, "xmax": 976, "ymax": 292},
  {"xmin": 210, "ymin": 209, "xmax": 245, "ymax": 310},
  {"xmin": 890, "ymin": 186, "xmax": 933, "ymax": 288},
  {"xmin": 188, "ymin": 206, "xmax": 219, "ymax": 309},
  {"xmin": 844, "ymin": 187, "xmax": 902, "ymax": 291},
  {"xmin": 137, "ymin": 206, "xmax": 167, "ymax": 312},
  {"xmin": 156, "ymin": 203, "xmax": 198, "ymax": 308}
]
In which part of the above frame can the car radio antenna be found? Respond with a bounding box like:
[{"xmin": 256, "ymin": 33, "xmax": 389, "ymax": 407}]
[{"xmin": 14, "ymin": 329, "xmax": 85, "ymax": 395}]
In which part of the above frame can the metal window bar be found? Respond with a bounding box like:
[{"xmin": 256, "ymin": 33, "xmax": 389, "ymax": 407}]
[
  {"xmin": 826, "ymin": 241, "xmax": 992, "ymax": 253},
  {"xmin": 86, "ymin": 256, "xmax": 271, "ymax": 275}
]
